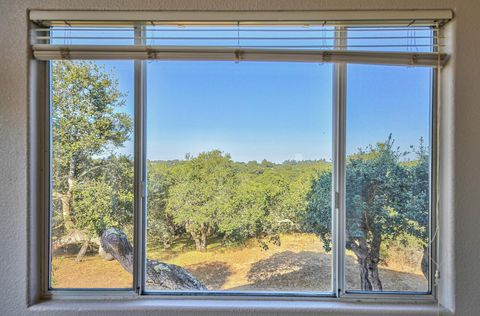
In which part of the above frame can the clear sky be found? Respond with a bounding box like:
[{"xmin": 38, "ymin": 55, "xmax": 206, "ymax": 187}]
[
  {"xmin": 52, "ymin": 26, "xmax": 432, "ymax": 163},
  {"xmin": 146, "ymin": 61, "xmax": 333, "ymax": 163},
  {"xmin": 103, "ymin": 60, "xmax": 431, "ymax": 163}
]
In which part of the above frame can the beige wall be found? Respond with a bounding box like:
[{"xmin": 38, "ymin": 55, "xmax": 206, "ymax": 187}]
[{"xmin": 1, "ymin": 0, "xmax": 479, "ymax": 315}]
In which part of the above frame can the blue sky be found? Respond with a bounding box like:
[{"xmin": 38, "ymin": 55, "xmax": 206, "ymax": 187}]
[
  {"xmin": 103, "ymin": 60, "xmax": 431, "ymax": 163},
  {"xmin": 52, "ymin": 26, "xmax": 432, "ymax": 163}
]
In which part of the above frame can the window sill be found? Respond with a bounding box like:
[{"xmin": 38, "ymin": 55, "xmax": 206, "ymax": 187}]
[{"xmin": 29, "ymin": 298, "xmax": 448, "ymax": 316}]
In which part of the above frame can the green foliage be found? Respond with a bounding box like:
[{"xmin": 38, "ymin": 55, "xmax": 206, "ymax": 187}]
[
  {"xmin": 305, "ymin": 136, "xmax": 429, "ymax": 289},
  {"xmin": 68, "ymin": 155, "xmax": 134, "ymax": 238},
  {"xmin": 148, "ymin": 150, "xmax": 331, "ymax": 250},
  {"xmin": 52, "ymin": 60, "xmax": 131, "ymax": 189},
  {"xmin": 165, "ymin": 150, "xmax": 237, "ymax": 250},
  {"xmin": 51, "ymin": 60, "xmax": 133, "ymax": 238},
  {"xmin": 221, "ymin": 168, "xmax": 298, "ymax": 245},
  {"xmin": 345, "ymin": 137, "xmax": 411, "ymax": 244},
  {"xmin": 304, "ymin": 171, "xmax": 332, "ymax": 251},
  {"xmin": 72, "ymin": 180, "xmax": 117, "ymax": 237},
  {"xmin": 147, "ymin": 161, "xmax": 181, "ymax": 248},
  {"xmin": 99, "ymin": 155, "xmax": 135, "ymax": 237},
  {"xmin": 306, "ymin": 137, "xmax": 428, "ymax": 251}
]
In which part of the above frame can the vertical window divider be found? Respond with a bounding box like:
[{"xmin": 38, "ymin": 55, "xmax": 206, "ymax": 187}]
[
  {"xmin": 44, "ymin": 49, "xmax": 53, "ymax": 294},
  {"xmin": 332, "ymin": 26, "xmax": 347, "ymax": 298},
  {"xmin": 133, "ymin": 23, "xmax": 147, "ymax": 295},
  {"xmin": 429, "ymin": 23, "xmax": 440, "ymax": 298},
  {"xmin": 42, "ymin": 21, "xmax": 53, "ymax": 294}
]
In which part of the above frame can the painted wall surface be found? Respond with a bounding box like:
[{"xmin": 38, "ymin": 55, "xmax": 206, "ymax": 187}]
[{"xmin": 1, "ymin": 0, "xmax": 479, "ymax": 315}]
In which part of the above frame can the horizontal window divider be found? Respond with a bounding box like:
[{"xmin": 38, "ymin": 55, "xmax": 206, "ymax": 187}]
[{"xmin": 32, "ymin": 44, "xmax": 447, "ymax": 67}]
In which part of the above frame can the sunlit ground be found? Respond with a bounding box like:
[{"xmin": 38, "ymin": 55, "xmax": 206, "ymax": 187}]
[{"xmin": 52, "ymin": 233, "xmax": 426, "ymax": 292}]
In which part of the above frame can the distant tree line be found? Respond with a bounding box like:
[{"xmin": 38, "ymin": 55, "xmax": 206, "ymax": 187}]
[{"xmin": 146, "ymin": 150, "xmax": 330, "ymax": 251}]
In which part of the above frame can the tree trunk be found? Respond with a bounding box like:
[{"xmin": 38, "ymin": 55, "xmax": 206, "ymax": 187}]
[
  {"xmin": 368, "ymin": 262, "xmax": 382, "ymax": 291},
  {"xmin": 61, "ymin": 157, "xmax": 77, "ymax": 231},
  {"xmin": 190, "ymin": 226, "xmax": 208, "ymax": 251},
  {"xmin": 101, "ymin": 228, "xmax": 206, "ymax": 290},
  {"xmin": 421, "ymin": 246, "xmax": 429, "ymax": 279},
  {"xmin": 75, "ymin": 239, "xmax": 90, "ymax": 262},
  {"xmin": 199, "ymin": 227, "xmax": 208, "ymax": 252},
  {"xmin": 221, "ymin": 234, "xmax": 228, "ymax": 247},
  {"xmin": 367, "ymin": 232, "xmax": 383, "ymax": 291},
  {"xmin": 350, "ymin": 235, "xmax": 373, "ymax": 291},
  {"xmin": 358, "ymin": 257, "xmax": 373, "ymax": 291},
  {"xmin": 60, "ymin": 193, "xmax": 74, "ymax": 231},
  {"xmin": 190, "ymin": 230, "xmax": 202, "ymax": 252}
]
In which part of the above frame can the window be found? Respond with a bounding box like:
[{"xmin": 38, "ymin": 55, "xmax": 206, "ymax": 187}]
[
  {"xmin": 145, "ymin": 61, "xmax": 333, "ymax": 292},
  {"xmin": 32, "ymin": 10, "xmax": 450, "ymax": 298},
  {"xmin": 49, "ymin": 60, "xmax": 134, "ymax": 289},
  {"xmin": 344, "ymin": 64, "xmax": 432, "ymax": 293}
]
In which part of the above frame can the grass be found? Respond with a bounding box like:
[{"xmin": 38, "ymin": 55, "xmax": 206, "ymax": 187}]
[{"xmin": 51, "ymin": 233, "xmax": 427, "ymax": 292}]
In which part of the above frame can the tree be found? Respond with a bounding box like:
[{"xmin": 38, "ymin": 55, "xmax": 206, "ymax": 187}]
[
  {"xmin": 305, "ymin": 136, "xmax": 428, "ymax": 290},
  {"xmin": 147, "ymin": 161, "xmax": 182, "ymax": 249},
  {"xmin": 304, "ymin": 170, "xmax": 333, "ymax": 252},
  {"xmin": 166, "ymin": 150, "xmax": 237, "ymax": 251},
  {"xmin": 81, "ymin": 155, "xmax": 135, "ymax": 260},
  {"xmin": 51, "ymin": 61, "xmax": 132, "ymax": 250},
  {"xmin": 220, "ymin": 170, "xmax": 288, "ymax": 246}
]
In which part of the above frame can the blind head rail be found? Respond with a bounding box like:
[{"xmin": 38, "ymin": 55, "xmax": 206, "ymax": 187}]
[
  {"xmin": 29, "ymin": 10, "xmax": 453, "ymax": 27},
  {"xmin": 32, "ymin": 44, "xmax": 448, "ymax": 67},
  {"xmin": 30, "ymin": 10, "xmax": 451, "ymax": 67}
]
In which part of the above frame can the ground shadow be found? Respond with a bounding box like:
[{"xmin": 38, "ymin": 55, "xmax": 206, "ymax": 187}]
[
  {"xmin": 186, "ymin": 261, "xmax": 232, "ymax": 290},
  {"xmin": 229, "ymin": 250, "xmax": 425, "ymax": 292},
  {"xmin": 232, "ymin": 251, "xmax": 332, "ymax": 292}
]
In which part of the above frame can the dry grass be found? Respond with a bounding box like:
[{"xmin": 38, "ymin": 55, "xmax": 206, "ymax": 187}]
[
  {"xmin": 52, "ymin": 254, "xmax": 132, "ymax": 288},
  {"xmin": 52, "ymin": 233, "xmax": 426, "ymax": 292}
]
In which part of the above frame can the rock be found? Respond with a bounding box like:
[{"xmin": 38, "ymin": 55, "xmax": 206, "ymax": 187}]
[
  {"xmin": 99, "ymin": 244, "xmax": 114, "ymax": 261},
  {"xmin": 146, "ymin": 259, "xmax": 207, "ymax": 290},
  {"xmin": 100, "ymin": 228, "xmax": 207, "ymax": 290},
  {"xmin": 100, "ymin": 228, "xmax": 134, "ymax": 273}
]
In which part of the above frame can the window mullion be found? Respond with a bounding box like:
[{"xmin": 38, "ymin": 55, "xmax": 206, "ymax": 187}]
[
  {"xmin": 133, "ymin": 24, "xmax": 147, "ymax": 295},
  {"xmin": 332, "ymin": 25, "xmax": 347, "ymax": 298}
]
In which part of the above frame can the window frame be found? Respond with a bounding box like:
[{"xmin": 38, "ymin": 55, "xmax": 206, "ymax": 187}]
[{"xmin": 38, "ymin": 22, "xmax": 439, "ymax": 303}]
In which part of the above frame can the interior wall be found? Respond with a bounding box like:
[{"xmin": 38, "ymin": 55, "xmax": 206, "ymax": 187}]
[{"xmin": 1, "ymin": 0, "xmax": 479, "ymax": 315}]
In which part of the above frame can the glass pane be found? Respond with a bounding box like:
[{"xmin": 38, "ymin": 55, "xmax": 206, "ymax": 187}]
[
  {"xmin": 146, "ymin": 61, "xmax": 333, "ymax": 292},
  {"xmin": 346, "ymin": 27, "xmax": 433, "ymax": 53},
  {"xmin": 145, "ymin": 25, "xmax": 335, "ymax": 49},
  {"xmin": 50, "ymin": 27, "xmax": 134, "ymax": 45},
  {"xmin": 50, "ymin": 60, "xmax": 134, "ymax": 289},
  {"xmin": 345, "ymin": 64, "xmax": 431, "ymax": 292}
]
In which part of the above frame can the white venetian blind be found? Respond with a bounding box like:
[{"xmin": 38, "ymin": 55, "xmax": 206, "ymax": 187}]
[{"xmin": 30, "ymin": 10, "xmax": 452, "ymax": 67}]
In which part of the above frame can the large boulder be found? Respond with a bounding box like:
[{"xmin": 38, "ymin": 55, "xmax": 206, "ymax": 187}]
[{"xmin": 100, "ymin": 228, "xmax": 207, "ymax": 290}]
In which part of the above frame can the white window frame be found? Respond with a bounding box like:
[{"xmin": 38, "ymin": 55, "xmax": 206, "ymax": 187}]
[{"xmin": 34, "ymin": 10, "xmax": 448, "ymax": 302}]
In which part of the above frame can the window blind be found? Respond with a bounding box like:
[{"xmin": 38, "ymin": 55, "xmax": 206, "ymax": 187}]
[{"xmin": 30, "ymin": 10, "xmax": 452, "ymax": 67}]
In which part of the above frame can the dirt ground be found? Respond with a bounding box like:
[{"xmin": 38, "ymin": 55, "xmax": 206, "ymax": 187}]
[{"xmin": 52, "ymin": 233, "xmax": 427, "ymax": 292}]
